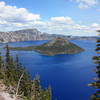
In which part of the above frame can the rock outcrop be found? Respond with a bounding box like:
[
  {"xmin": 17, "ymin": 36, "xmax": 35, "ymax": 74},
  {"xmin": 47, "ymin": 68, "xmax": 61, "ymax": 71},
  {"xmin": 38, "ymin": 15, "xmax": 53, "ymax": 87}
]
[
  {"xmin": 0, "ymin": 28, "xmax": 98, "ymax": 43},
  {"xmin": 0, "ymin": 81, "xmax": 21, "ymax": 100},
  {"xmin": 0, "ymin": 28, "xmax": 71, "ymax": 43},
  {"xmin": 0, "ymin": 29, "xmax": 43, "ymax": 43}
]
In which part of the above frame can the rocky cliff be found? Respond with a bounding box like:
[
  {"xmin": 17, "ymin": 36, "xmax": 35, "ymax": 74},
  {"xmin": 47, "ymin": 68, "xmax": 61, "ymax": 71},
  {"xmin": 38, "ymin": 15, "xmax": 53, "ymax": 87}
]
[
  {"xmin": 0, "ymin": 29, "xmax": 43, "ymax": 43},
  {"xmin": 0, "ymin": 28, "xmax": 98, "ymax": 43},
  {"xmin": 0, "ymin": 28, "xmax": 72, "ymax": 43}
]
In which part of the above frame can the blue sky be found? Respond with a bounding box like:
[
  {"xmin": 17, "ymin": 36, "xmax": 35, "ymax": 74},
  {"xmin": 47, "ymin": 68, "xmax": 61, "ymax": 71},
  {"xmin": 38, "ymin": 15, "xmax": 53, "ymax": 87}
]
[{"xmin": 0, "ymin": 0, "xmax": 99, "ymax": 36}]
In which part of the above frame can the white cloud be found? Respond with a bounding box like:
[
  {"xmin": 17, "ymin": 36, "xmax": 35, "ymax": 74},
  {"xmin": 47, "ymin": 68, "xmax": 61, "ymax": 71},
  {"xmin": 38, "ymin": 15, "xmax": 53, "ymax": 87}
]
[
  {"xmin": 50, "ymin": 16, "xmax": 73, "ymax": 24},
  {"xmin": 0, "ymin": 1, "xmax": 98, "ymax": 36},
  {"xmin": 34, "ymin": 18, "xmax": 97, "ymax": 36},
  {"xmin": 91, "ymin": 23, "xmax": 100, "ymax": 30},
  {"xmin": 91, "ymin": 23, "xmax": 99, "ymax": 27},
  {"xmin": 0, "ymin": 1, "xmax": 40, "ymax": 24},
  {"xmin": 71, "ymin": 0, "xmax": 98, "ymax": 9}
]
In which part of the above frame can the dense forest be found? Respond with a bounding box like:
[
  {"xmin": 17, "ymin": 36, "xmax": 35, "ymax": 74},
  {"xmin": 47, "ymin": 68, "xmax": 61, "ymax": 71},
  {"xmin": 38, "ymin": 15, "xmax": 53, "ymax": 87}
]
[{"xmin": 0, "ymin": 44, "xmax": 52, "ymax": 100}]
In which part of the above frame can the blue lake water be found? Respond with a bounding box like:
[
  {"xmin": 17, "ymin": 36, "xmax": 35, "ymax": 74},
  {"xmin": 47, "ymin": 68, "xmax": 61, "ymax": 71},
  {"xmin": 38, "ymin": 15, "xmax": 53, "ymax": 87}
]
[{"xmin": 0, "ymin": 40, "xmax": 97, "ymax": 100}]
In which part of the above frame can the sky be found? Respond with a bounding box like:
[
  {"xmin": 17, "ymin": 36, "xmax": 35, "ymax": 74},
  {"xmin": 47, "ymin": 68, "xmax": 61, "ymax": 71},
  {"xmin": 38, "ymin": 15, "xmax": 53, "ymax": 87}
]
[{"xmin": 0, "ymin": 0, "xmax": 100, "ymax": 36}]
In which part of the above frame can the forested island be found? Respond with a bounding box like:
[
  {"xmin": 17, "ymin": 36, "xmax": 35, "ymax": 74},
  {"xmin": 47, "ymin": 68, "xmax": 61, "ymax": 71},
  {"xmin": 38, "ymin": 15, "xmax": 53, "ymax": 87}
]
[{"xmin": 10, "ymin": 38, "xmax": 84, "ymax": 56}]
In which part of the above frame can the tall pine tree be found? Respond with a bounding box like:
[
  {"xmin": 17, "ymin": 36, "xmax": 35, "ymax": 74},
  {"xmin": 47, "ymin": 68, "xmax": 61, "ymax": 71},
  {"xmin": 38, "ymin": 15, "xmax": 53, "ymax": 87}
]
[
  {"xmin": 89, "ymin": 30, "xmax": 100, "ymax": 100},
  {"xmin": 0, "ymin": 44, "xmax": 53, "ymax": 100},
  {"xmin": 0, "ymin": 52, "xmax": 4, "ymax": 79},
  {"xmin": 5, "ymin": 44, "xmax": 17, "ymax": 86}
]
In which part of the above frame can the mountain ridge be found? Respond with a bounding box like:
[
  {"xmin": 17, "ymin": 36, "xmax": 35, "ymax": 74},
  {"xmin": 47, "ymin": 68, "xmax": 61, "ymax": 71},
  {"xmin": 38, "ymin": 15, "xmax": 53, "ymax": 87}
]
[{"xmin": 0, "ymin": 28, "xmax": 98, "ymax": 43}]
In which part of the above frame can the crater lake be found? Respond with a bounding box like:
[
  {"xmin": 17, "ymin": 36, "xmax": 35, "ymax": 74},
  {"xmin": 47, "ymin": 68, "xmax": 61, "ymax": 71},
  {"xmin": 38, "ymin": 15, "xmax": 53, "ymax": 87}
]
[{"xmin": 0, "ymin": 40, "xmax": 96, "ymax": 100}]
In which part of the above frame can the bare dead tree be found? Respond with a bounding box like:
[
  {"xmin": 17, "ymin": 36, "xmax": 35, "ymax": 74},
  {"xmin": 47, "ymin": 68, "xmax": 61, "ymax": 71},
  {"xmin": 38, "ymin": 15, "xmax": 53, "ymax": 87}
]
[{"xmin": 15, "ymin": 71, "xmax": 24, "ymax": 97}]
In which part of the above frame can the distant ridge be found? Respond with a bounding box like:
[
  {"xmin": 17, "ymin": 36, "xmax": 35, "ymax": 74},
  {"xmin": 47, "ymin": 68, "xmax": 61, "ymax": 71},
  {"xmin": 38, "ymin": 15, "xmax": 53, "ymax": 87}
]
[{"xmin": 0, "ymin": 28, "xmax": 98, "ymax": 43}]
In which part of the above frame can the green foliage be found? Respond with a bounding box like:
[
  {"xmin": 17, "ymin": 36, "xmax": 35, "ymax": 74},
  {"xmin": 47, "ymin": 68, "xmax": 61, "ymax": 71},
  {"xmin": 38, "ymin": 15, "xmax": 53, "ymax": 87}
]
[
  {"xmin": 89, "ymin": 30, "xmax": 100, "ymax": 100},
  {"xmin": 5, "ymin": 44, "xmax": 10, "ymax": 64},
  {"xmin": 96, "ymin": 44, "xmax": 100, "ymax": 46},
  {"xmin": 10, "ymin": 38, "xmax": 84, "ymax": 56},
  {"xmin": 93, "ymin": 56, "xmax": 100, "ymax": 60},
  {"xmin": 0, "ymin": 44, "xmax": 52, "ymax": 100},
  {"xmin": 0, "ymin": 53, "xmax": 4, "ymax": 79},
  {"xmin": 97, "ymin": 39, "xmax": 100, "ymax": 43},
  {"xmin": 96, "ymin": 47, "xmax": 100, "ymax": 51},
  {"xmin": 90, "ymin": 94, "xmax": 97, "ymax": 100},
  {"xmin": 97, "ymin": 30, "xmax": 100, "ymax": 33},
  {"xmin": 22, "ymin": 96, "xmax": 29, "ymax": 100},
  {"xmin": 31, "ymin": 75, "xmax": 52, "ymax": 100}
]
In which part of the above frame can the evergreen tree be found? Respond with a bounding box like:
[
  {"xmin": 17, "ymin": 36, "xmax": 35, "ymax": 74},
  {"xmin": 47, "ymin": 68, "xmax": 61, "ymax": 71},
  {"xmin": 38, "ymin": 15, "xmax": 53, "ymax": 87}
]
[
  {"xmin": 40, "ymin": 86, "xmax": 52, "ymax": 100},
  {"xmin": 15, "ymin": 55, "xmax": 22, "ymax": 83},
  {"xmin": 89, "ymin": 30, "xmax": 100, "ymax": 100},
  {"xmin": 0, "ymin": 44, "xmax": 53, "ymax": 100},
  {"xmin": 31, "ymin": 75, "xmax": 52, "ymax": 100},
  {"xmin": 19, "ymin": 68, "xmax": 31, "ymax": 99},
  {"xmin": 0, "ymin": 52, "xmax": 4, "ymax": 79},
  {"xmin": 5, "ymin": 44, "xmax": 17, "ymax": 86},
  {"xmin": 5, "ymin": 44, "xmax": 10, "ymax": 65},
  {"xmin": 31, "ymin": 75, "xmax": 41, "ymax": 100}
]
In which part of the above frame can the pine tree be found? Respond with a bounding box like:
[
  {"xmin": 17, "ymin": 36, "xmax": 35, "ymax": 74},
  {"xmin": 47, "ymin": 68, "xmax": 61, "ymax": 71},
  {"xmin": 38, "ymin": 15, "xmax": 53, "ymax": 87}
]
[
  {"xmin": 5, "ymin": 44, "xmax": 17, "ymax": 86},
  {"xmin": 40, "ymin": 86, "xmax": 52, "ymax": 100},
  {"xmin": 89, "ymin": 30, "xmax": 100, "ymax": 100},
  {"xmin": 31, "ymin": 75, "xmax": 52, "ymax": 100},
  {"xmin": 31, "ymin": 75, "xmax": 41, "ymax": 100},
  {"xmin": 15, "ymin": 55, "xmax": 22, "ymax": 83},
  {"xmin": 0, "ymin": 44, "xmax": 53, "ymax": 100},
  {"xmin": 19, "ymin": 68, "xmax": 31, "ymax": 99},
  {"xmin": 5, "ymin": 44, "xmax": 10, "ymax": 65},
  {"xmin": 0, "ymin": 52, "xmax": 4, "ymax": 79}
]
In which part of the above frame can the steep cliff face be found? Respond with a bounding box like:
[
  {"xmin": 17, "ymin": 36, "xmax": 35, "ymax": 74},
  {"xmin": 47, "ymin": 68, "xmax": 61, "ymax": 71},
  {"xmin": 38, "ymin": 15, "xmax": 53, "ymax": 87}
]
[
  {"xmin": 0, "ymin": 28, "xmax": 98, "ymax": 43},
  {"xmin": 0, "ymin": 29, "xmax": 44, "ymax": 43},
  {"xmin": 0, "ymin": 28, "xmax": 71, "ymax": 43}
]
